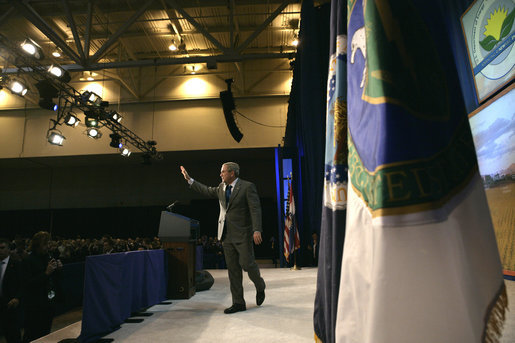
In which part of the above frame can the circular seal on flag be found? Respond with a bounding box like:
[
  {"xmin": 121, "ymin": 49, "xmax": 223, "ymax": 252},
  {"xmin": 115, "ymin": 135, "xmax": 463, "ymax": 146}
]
[{"xmin": 471, "ymin": 0, "xmax": 514, "ymax": 80}]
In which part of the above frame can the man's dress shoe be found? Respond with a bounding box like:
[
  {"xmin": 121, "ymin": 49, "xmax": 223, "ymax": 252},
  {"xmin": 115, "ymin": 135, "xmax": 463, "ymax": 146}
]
[
  {"xmin": 224, "ymin": 304, "xmax": 246, "ymax": 314},
  {"xmin": 256, "ymin": 290, "xmax": 265, "ymax": 306}
]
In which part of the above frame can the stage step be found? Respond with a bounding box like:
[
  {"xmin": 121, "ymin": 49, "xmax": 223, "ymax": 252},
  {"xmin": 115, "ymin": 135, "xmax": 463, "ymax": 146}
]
[{"xmin": 256, "ymin": 259, "xmax": 278, "ymax": 268}]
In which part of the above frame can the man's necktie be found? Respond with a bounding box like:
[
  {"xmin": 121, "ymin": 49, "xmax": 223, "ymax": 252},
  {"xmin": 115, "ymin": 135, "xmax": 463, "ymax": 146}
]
[{"xmin": 225, "ymin": 185, "xmax": 232, "ymax": 205}]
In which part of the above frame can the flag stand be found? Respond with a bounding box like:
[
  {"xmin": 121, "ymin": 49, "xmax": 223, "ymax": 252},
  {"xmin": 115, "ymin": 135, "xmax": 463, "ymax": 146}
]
[{"xmin": 290, "ymin": 250, "xmax": 302, "ymax": 270}]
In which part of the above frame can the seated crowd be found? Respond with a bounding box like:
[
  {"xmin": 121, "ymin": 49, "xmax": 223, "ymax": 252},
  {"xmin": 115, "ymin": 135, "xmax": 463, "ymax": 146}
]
[
  {"xmin": 7, "ymin": 235, "xmax": 163, "ymax": 264},
  {"xmin": 0, "ymin": 232, "xmax": 163, "ymax": 343},
  {"xmin": 0, "ymin": 232, "xmax": 227, "ymax": 343}
]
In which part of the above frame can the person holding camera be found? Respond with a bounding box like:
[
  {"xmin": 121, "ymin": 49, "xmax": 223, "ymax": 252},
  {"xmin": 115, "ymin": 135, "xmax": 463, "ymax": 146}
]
[{"xmin": 22, "ymin": 231, "xmax": 62, "ymax": 343}]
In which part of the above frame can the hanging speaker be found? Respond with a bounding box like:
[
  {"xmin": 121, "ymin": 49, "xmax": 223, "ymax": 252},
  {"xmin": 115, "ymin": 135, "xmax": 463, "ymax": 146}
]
[{"xmin": 220, "ymin": 90, "xmax": 243, "ymax": 142}]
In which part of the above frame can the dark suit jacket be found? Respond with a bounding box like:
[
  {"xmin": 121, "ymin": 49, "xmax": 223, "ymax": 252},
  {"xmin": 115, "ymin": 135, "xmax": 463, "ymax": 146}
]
[
  {"xmin": 22, "ymin": 252, "xmax": 59, "ymax": 308},
  {"xmin": 0, "ymin": 257, "xmax": 23, "ymax": 305},
  {"xmin": 191, "ymin": 178, "xmax": 262, "ymax": 242}
]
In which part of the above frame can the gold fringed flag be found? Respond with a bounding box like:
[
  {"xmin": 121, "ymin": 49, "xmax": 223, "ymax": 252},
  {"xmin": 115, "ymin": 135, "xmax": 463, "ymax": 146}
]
[{"xmin": 335, "ymin": 1, "xmax": 507, "ymax": 342}]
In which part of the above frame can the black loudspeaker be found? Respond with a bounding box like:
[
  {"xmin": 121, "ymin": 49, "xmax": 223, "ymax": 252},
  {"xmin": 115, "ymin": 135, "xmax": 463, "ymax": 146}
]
[
  {"xmin": 220, "ymin": 90, "xmax": 243, "ymax": 142},
  {"xmin": 163, "ymin": 241, "xmax": 196, "ymax": 299}
]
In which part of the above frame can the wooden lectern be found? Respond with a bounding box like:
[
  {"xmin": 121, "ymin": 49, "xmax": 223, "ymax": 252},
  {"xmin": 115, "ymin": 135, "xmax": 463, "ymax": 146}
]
[{"xmin": 158, "ymin": 211, "xmax": 199, "ymax": 299}]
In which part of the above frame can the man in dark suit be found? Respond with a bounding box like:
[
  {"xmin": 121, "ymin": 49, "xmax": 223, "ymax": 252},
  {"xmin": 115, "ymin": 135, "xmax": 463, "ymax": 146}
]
[
  {"xmin": 22, "ymin": 231, "xmax": 62, "ymax": 343},
  {"xmin": 0, "ymin": 238, "xmax": 23, "ymax": 343},
  {"xmin": 181, "ymin": 162, "xmax": 266, "ymax": 313}
]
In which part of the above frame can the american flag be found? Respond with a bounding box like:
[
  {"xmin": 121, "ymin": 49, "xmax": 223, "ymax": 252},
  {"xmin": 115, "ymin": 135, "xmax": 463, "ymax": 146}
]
[{"xmin": 283, "ymin": 180, "xmax": 300, "ymax": 262}]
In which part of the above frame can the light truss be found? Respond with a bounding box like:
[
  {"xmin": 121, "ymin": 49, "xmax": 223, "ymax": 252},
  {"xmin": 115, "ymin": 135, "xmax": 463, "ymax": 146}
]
[{"xmin": 0, "ymin": 33, "xmax": 162, "ymax": 160}]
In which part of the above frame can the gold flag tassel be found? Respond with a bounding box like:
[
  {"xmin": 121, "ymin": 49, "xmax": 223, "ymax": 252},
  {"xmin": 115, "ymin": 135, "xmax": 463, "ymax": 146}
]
[{"xmin": 483, "ymin": 282, "xmax": 508, "ymax": 343}]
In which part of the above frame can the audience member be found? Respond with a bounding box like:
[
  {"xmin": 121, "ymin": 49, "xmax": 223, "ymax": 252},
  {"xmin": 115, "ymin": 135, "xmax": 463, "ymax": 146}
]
[
  {"xmin": 0, "ymin": 237, "xmax": 23, "ymax": 343},
  {"xmin": 22, "ymin": 231, "xmax": 62, "ymax": 343}
]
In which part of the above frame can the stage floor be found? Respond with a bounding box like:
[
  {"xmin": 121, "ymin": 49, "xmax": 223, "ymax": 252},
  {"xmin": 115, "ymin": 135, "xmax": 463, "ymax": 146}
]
[
  {"xmin": 32, "ymin": 268, "xmax": 515, "ymax": 343},
  {"xmin": 35, "ymin": 268, "xmax": 318, "ymax": 343}
]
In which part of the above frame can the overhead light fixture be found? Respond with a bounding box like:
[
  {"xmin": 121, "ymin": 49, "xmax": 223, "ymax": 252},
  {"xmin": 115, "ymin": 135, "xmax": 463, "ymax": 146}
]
[
  {"xmin": 8, "ymin": 80, "xmax": 28, "ymax": 96},
  {"xmin": 184, "ymin": 64, "xmax": 199, "ymax": 74},
  {"xmin": 38, "ymin": 98, "xmax": 58, "ymax": 111},
  {"xmin": 20, "ymin": 38, "xmax": 44, "ymax": 60},
  {"xmin": 86, "ymin": 127, "xmax": 101, "ymax": 139},
  {"xmin": 52, "ymin": 49, "xmax": 62, "ymax": 58},
  {"xmin": 79, "ymin": 72, "xmax": 95, "ymax": 81},
  {"xmin": 47, "ymin": 129, "xmax": 65, "ymax": 146},
  {"xmin": 85, "ymin": 115, "xmax": 99, "ymax": 128},
  {"xmin": 48, "ymin": 65, "xmax": 71, "ymax": 83},
  {"xmin": 169, "ymin": 40, "xmax": 177, "ymax": 51},
  {"xmin": 291, "ymin": 33, "xmax": 299, "ymax": 47},
  {"xmin": 81, "ymin": 91, "xmax": 102, "ymax": 105},
  {"xmin": 64, "ymin": 112, "xmax": 80, "ymax": 127},
  {"xmin": 109, "ymin": 133, "xmax": 122, "ymax": 148},
  {"xmin": 120, "ymin": 147, "xmax": 131, "ymax": 157},
  {"xmin": 110, "ymin": 111, "xmax": 122, "ymax": 123}
]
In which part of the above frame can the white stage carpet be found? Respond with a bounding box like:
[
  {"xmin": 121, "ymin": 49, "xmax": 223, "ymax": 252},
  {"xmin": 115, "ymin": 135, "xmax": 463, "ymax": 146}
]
[{"xmin": 35, "ymin": 268, "xmax": 318, "ymax": 343}]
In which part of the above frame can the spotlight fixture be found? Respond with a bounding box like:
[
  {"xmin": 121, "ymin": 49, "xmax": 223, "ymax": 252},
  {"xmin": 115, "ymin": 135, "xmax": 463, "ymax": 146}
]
[
  {"xmin": 86, "ymin": 128, "xmax": 101, "ymax": 139},
  {"xmin": 110, "ymin": 111, "xmax": 122, "ymax": 123},
  {"xmin": 48, "ymin": 65, "xmax": 71, "ymax": 83},
  {"xmin": 85, "ymin": 116, "xmax": 99, "ymax": 128},
  {"xmin": 169, "ymin": 40, "xmax": 177, "ymax": 51},
  {"xmin": 64, "ymin": 112, "xmax": 80, "ymax": 127},
  {"xmin": 82, "ymin": 91, "xmax": 102, "ymax": 106},
  {"xmin": 109, "ymin": 133, "xmax": 122, "ymax": 148},
  {"xmin": 20, "ymin": 38, "xmax": 44, "ymax": 60},
  {"xmin": 291, "ymin": 33, "xmax": 299, "ymax": 47},
  {"xmin": 8, "ymin": 80, "xmax": 28, "ymax": 96},
  {"xmin": 47, "ymin": 129, "xmax": 65, "ymax": 146},
  {"xmin": 39, "ymin": 99, "xmax": 58, "ymax": 111},
  {"xmin": 52, "ymin": 49, "xmax": 62, "ymax": 58},
  {"xmin": 79, "ymin": 72, "xmax": 95, "ymax": 81},
  {"xmin": 120, "ymin": 147, "xmax": 131, "ymax": 157}
]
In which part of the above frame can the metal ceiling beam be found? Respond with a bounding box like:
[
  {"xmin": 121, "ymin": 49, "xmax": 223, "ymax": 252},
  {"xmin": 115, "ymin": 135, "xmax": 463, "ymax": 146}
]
[
  {"xmin": 236, "ymin": 0, "xmax": 292, "ymax": 53},
  {"xmin": 84, "ymin": 0, "xmax": 93, "ymax": 59},
  {"xmin": 61, "ymin": 52, "xmax": 295, "ymax": 71},
  {"xmin": 1, "ymin": 51, "xmax": 295, "ymax": 74},
  {"xmin": 61, "ymin": 0, "xmax": 85, "ymax": 61},
  {"xmin": 8, "ymin": 0, "xmax": 82, "ymax": 64},
  {"xmin": 165, "ymin": 0, "xmax": 230, "ymax": 54},
  {"xmin": 0, "ymin": 6, "xmax": 15, "ymax": 27},
  {"xmin": 90, "ymin": 0, "xmax": 155, "ymax": 63}
]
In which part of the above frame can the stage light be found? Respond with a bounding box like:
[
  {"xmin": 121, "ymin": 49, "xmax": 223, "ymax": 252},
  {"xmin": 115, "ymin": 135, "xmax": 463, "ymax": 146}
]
[
  {"xmin": 64, "ymin": 112, "xmax": 80, "ymax": 127},
  {"xmin": 121, "ymin": 147, "xmax": 131, "ymax": 157},
  {"xmin": 35, "ymin": 80, "xmax": 59, "ymax": 99},
  {"xmin": 86, "ymin": 128, "xmax": 101, "ymax": 139},
  {"xmin": 85, "ymin": 116, "xmax": 98, "ymax": 128},
  {"xmin": 52, "ymin": 49, "xmax": 62, "ymax": 58},
  {"xmin": 82, "ymin": 91, "xmax": 102, "ymax": 106},
  {"xmin": 109, "ymin": 133, "xmax": 122, "ymax": 148},
  {"xmin": 48, "ymin": 65, "xmax": 71, "ymax": 83},
  {"xmin": 8, "ymin": 80, "xmax": 28, "ymax": 96},
  {"xmin": 110, "ymin": 111, "xmax": 122, "ymax": 123},
  {"xmin": 291, "ymin": 34, "xmax": 299, "ymax": 47},
  {"xmin": 20, "ymin": 38, "xmax": 44, "ymax": 60},
  {"xmin": 47, "ymin": 129, "xmax": 65, "ymax": 146},
  {"xmin": 39, "ymin": 99, "xmax": 58, "ymax": 111}
]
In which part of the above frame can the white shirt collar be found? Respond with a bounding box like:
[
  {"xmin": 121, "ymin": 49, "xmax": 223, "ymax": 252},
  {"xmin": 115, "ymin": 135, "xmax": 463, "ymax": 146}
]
[{"xmin": 225, "ymin": 178, "xmax": 239, "ymax": 189}]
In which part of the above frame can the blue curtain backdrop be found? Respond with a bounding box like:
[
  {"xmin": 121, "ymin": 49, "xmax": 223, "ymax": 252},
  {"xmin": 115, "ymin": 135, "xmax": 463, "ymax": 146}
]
[{"xmin": 283, "ymin": 0, "xmax": 331, "ymax": 265}]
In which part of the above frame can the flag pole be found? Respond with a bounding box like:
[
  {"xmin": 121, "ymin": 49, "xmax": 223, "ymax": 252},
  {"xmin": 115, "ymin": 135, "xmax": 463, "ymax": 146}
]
[{"xmin": 290, "ymin": 249, "xmax": 301, "ymax": 270}]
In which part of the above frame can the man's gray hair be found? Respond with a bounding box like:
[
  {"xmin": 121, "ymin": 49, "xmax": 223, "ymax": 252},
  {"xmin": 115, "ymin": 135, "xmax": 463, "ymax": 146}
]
[{"xmin": 223, "ymin": 162, "xmax": 240, "ymax": 177}]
